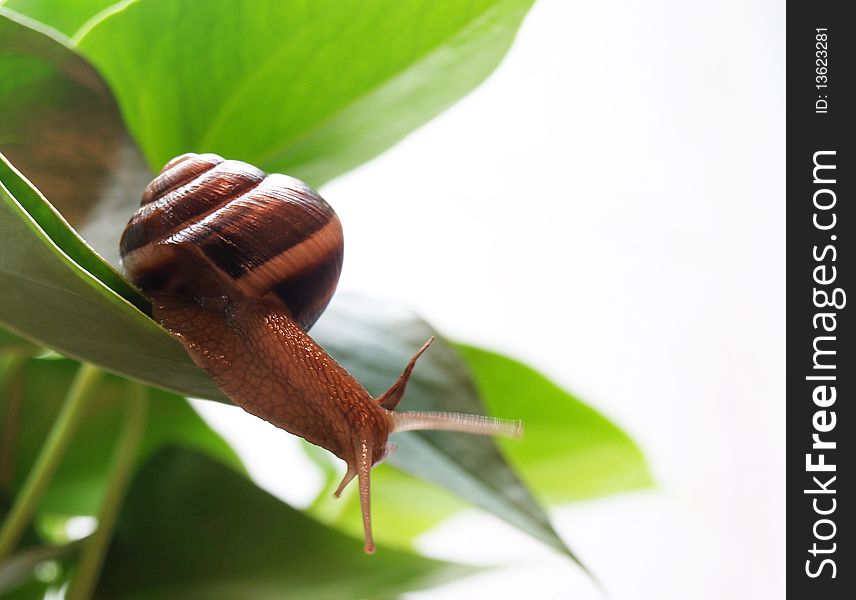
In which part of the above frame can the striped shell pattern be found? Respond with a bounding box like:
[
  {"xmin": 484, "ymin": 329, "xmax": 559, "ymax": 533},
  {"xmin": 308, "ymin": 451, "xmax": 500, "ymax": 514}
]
[{"xmin": 120, "ymin": 153, "xmax": 344, "ymax": 331}]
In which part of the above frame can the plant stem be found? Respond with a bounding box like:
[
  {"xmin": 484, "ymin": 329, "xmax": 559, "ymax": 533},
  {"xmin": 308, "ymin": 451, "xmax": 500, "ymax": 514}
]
[
  {"xmin": 0, "ymin": 363, "xmax": 102, "ymax": 564},
  {"xmin": 66, "ymin": 382, "xmax": 147, "ymax": 600},
  {"xmin": 0, "ymin": 354, "xmax": 30, "ymax": 493}
]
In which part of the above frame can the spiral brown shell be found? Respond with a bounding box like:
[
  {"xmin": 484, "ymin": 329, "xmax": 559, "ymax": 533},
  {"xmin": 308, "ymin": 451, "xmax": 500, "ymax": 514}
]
[{"xmin": 120, "ymin": 153, "xmax": 344, "ymax": 331}]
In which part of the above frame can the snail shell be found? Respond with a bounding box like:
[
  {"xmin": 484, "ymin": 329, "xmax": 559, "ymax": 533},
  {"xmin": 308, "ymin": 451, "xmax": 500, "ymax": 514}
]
[{"xmin": 120, "ymin": 152, "xmax": 343, "ymax": 331}]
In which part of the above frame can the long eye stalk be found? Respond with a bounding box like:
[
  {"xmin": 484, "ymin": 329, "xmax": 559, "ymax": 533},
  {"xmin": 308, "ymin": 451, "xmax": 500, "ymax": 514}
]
[{"xmin": 391, "ymin": 411, "xmax": 523, "ymax": 439}]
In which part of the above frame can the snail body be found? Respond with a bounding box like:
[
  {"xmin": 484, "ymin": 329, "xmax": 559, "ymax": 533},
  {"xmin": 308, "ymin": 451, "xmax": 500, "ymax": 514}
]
[{"xmin": 121, "ymin": 153, "xmax": 521, "ymax": 553}]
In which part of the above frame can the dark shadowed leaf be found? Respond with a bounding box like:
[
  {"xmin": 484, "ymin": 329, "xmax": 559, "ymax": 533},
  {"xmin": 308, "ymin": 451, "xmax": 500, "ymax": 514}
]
[
  {"xmin": 0, "ymin": 11, "xmax": 151, "ymax": 267},
  {"xmin": 93, "ymin": 448, "xmax": 476, "ymax": 600},
  {"xmin": 74, "ymin": 0, "xmax": 535, "ymax": 187}
]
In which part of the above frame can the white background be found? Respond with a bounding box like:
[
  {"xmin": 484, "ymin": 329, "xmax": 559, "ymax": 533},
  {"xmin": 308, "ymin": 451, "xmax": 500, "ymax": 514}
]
[{"xmin": 193, "ymin": 0, "xmax": 786, "ymax": 597}]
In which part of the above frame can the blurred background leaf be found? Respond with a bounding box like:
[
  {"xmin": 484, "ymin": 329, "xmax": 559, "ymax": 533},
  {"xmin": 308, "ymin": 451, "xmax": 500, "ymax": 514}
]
[
  {"xmin": 93, "ymin": 447, "xmax": 477, "ymax": 600},
  {"xmin": 0, "ymin": 0, "xmax": 117, "ymax": 39},
  {"xmin": 0, "ymin": 356, "xmax": 241, "ymax": 520},
  {"xmin": 70, "ymin": 0, "xmax": 535, "ymax": 187},
  {"xmin": 455, "ymin": 344, "xmax": 654, "ymax": 502},
  {"xmin": 0, "ymin": 10, "xmax": 151, "ymax": 267},
  {"xmin": 0, "ymin": 538, "xmax": 77, "ymax": 598}
]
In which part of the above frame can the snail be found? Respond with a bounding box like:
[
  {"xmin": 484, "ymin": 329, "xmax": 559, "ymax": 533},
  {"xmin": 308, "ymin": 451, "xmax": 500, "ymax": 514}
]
[{"xmin": 120, "ymin": 153, "xmax": 522, "ymax": 554}]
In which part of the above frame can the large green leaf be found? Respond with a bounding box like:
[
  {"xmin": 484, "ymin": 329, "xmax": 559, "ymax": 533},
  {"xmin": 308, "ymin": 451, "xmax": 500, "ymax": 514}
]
[
  {"xmin": 0, "ymin": 356, "xmax": 242, "ymax": 518},
  {"xmin": 0, "ymin": 11, "xmax": 152, "ymax": 267},
  {"xmin": 456, "ymin": 344, "xmax": 654, "ymax": 502},
  {"xmin": 94, "ymin": 448, "xmax": 476, "ymax": 600},
  {"xmin": 73, "ymin": 0, "xmax": 535, "ymax": 186}
]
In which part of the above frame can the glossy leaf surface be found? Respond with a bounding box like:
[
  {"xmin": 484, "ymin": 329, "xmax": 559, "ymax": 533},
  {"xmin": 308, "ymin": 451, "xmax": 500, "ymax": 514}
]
[{"xmin": 73, "ymin": 0, "xmax": 535, "ymax": 186}]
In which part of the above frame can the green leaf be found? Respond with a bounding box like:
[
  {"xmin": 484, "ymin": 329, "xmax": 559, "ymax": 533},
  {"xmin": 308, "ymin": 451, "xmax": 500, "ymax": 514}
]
[
  {"xmin": 456, "ymin": 344, "xmax": 654, "ymax": 502},
  {"xmin": 94, "ymin": 447, "xmax": 477, "ymax": 600},
  {"xmin": 0, "ymin": 151, "xmax": 226, "ymax": 402},
  {"xmin": 74, "ymin": 0, "xmax": 535, "ymax": 186},
  {"xmin": 0, "ymin": 356, "xmax": 242, "ymax": 518},
  {"xmin": 0, "ymin": 11, "xmax": 152, "ymax": 267},
  {"xmin": 0, "ymin": 1, "xmax": 118, "ymax": 39}
]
